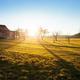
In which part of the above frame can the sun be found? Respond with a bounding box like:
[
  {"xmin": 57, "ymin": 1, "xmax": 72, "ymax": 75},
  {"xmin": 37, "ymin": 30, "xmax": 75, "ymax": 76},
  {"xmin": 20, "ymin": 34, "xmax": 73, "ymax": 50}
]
[{"xmin": 19, "ymin": 25, "xmax": 38, "ymax": 37}]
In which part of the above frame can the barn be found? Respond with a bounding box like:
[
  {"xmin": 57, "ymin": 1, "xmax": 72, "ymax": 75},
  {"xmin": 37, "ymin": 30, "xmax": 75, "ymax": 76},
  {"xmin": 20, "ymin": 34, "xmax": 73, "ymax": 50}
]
[
  {"xmin": 0, "ymin": 25, "xmax": 10, "ymax": 39},
  {"xmin": 0, "ymin": 25, "xmax": 16, "ymax": 39},
  {"xmin": 9, "ymin": 31, "xmax": 16, "ymax": 39},
  {"xmin": 0, "ymin": 24, "xmax": 26, "ymax": 39}
]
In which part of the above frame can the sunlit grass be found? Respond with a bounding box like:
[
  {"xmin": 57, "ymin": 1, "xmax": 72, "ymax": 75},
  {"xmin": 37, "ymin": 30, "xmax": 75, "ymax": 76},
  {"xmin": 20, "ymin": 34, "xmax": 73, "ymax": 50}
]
[
  {"xmin": 5, "ymin": 39, "xmax": 52, "ymax": 57},
  {"xmin": 0, "ymin": 38, "xmax": 80, "ymax": 80}
]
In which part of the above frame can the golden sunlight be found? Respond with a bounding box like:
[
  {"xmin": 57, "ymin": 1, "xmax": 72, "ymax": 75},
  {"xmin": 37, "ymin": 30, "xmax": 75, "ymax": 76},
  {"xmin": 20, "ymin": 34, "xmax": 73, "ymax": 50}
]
[{"xmin": 19, "ymin": 25, "xmax": 38, "ymax": 37}]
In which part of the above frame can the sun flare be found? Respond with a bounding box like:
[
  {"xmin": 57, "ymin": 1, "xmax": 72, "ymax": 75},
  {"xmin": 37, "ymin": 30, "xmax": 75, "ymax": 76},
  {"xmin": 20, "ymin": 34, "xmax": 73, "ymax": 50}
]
[{"xmin": 18, "ymin": 25, "xmax": 38, "ymax": 37}]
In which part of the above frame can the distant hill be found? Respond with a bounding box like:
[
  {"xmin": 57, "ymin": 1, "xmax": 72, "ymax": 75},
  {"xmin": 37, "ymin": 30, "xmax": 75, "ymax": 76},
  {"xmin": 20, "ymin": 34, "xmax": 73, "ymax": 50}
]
[{"xmin": 72, "ymin": 33, "xmax": 80, "ymax": 38}]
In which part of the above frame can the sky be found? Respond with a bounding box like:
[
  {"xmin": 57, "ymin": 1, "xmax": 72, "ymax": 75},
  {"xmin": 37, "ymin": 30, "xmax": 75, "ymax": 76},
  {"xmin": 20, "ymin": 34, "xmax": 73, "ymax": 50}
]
[{"xmin": 0, "ymin": 0, "xmax": 80, "ymax": 36}]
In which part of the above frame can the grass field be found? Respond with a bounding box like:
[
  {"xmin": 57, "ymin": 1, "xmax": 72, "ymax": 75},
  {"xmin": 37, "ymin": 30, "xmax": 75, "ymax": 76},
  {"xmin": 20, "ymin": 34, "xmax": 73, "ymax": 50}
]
[{"xmin": 0, "ymin": 38, "xmax": 80, "ymax": 80}]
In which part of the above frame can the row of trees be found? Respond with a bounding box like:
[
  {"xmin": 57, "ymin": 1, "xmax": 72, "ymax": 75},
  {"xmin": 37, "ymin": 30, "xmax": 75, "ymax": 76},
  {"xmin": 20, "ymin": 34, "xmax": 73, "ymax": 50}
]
[
  {"xmin": 15, "ymin": 27, "xmax": 71, "ymax": 43},
  {"xmin": 15, "ymin": 28, "xmax": 28, "ymax": 40},
  {"xmin": 38, "ymin": 27, "xmax": 71, "ymax": 44}
]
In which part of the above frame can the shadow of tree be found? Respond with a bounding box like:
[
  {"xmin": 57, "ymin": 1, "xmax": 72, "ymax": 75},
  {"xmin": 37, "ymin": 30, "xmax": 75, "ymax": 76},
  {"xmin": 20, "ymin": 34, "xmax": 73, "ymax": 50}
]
[
  {"xmin": 43, "ymin": 40, "xmax": 80, "ymax": 49},
  {"xmin": 0, "ymin": 39, "xmax": 23, "ymax": 49},
  {"xmin": 0, "ymin": 40, "xmax": 80, "ymax": 80},
  {"xmin": 39, "ymin": 40, "xmax": 80, "ymax": 80}
]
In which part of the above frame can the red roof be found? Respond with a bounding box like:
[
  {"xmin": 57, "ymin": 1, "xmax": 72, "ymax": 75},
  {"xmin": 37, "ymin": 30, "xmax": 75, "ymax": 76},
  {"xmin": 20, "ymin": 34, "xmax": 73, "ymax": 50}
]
[{"xmin": 0, "ymin": 25, "xmax": 9, "ymax": 33}]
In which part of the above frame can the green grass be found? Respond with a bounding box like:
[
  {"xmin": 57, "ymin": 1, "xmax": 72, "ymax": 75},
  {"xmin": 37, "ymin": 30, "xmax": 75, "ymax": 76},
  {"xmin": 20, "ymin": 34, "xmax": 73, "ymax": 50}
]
[{"xmin": 0, "ymin": 38, "xmax": 80, "ymax": 80}]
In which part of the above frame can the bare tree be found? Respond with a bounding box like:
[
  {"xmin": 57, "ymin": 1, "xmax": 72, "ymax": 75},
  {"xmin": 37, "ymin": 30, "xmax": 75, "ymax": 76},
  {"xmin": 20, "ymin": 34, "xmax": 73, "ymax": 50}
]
[
  {"xmin": 15, "ymin": 28, "xmax": 20, "ymax": 39},
  {"xmin": 52, "ymin": 32, "xmax": 59, "ymax": 42},
  {"xmin": 66, "ymin": 35, "xmax": 71, "ymax": 44},
  {"xmin": 55, "ymin": 32, "xmax": 58, "ymax": 41},
  {"xmin": 25, "ymin": 29, "xmax": 28, "ymax": 39},
  {"xmin": 42, "ymin": 29, "xmax": 48, "ymax": 39},
  {"xmin": 52, "ymin": 33, "xmax": 55, "ymax": 42},
  {"xmin": 15, "ymin": 28, "xmax": 27, "ymax": 40},
  {"xmin": 38, "ymin": 27, "xmax": 48, "ymax": 40},
  {"xmin": 38, "ymin": 27, "xmax": 43, "ymax": 39}
]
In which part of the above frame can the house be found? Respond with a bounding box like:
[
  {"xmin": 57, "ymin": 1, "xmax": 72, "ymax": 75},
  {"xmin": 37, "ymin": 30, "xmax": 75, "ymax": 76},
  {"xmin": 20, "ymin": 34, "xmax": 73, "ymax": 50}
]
[
  {"xmin": 0, "ymin": 25, "xmax": 16, "ymax": 39},
  {"xmin": 0, "ymin": 25, "xmax": 10, "ymax": 39},
  {"xmin": 0, "ymin": 24, "xmax": 26, "ymax": 39},
  {"xmin": 9, "ymin": 31, "xmax": 16, "ymax": 39}
]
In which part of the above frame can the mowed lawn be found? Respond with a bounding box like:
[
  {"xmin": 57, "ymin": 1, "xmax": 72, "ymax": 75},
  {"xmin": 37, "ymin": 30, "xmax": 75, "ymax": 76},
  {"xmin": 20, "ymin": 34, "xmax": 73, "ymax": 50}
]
[{"xmin": 0, "ymin": 38, "xmax": 80, "ymax": 80}]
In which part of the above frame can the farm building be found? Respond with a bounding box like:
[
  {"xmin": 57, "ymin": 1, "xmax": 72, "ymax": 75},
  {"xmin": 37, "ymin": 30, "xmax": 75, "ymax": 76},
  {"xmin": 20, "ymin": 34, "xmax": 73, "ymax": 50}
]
[
  {"xmin": 0, "ymin": 25, "xmax": 27, "ymax": 39},
  {"xmin": 0, "ymin": 25, "xmax": 10, "ymax": 39},
  {"xmin": 0, "ymin": 25, "xmax": 16, "ymax": 39},
  {"xmin": 9, "ymin": 31, "xmax": 16, "ymax": 39}
]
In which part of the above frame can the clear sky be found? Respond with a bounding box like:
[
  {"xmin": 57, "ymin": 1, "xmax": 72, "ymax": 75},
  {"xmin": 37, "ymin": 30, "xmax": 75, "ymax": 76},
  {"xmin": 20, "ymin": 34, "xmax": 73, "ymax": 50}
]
[{"xmin": 0, "ymin": 0, "xmax": 80, "ymax": 36}]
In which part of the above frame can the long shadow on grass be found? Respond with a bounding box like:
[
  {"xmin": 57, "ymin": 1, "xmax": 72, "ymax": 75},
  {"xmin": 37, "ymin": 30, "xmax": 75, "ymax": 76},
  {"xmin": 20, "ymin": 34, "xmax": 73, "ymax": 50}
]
[
  {"xmin": 44, "ymin": 40, "xmax": 80, "ymax": 49},
  {"xmin": 0, "ymin": 40, "xmax": 23, "ymax": 49},
  {"xmin": 0, "ymin": 42, "xmax": 80, "ymax": 80},
  {"xmin": 39, "ymin": 40, "xmax": 80, "ymax": 80},
  {"xmin": 0, "ymin": 53, "xmax": 48, "ymax": 80},
  {"xmin": 43, "ymin": 40, "xmax": 80, "ymax": 57},
  {"xmin": 0, "ymin": 50, "xmax": 60, "ymax": 80},
  {"xmin": 55, "ymin": 41, "xmax": 80, "ymax": 48}
]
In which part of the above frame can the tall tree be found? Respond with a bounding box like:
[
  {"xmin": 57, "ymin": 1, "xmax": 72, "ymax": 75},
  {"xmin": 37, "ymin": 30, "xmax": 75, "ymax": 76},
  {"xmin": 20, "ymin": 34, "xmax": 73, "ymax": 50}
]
[
  {"xmin": 38, "ymin": 27, "xmax": 48, "ymax": 40},
  {"xmin": 52, "ymin": 32, "xmax": 59, "ymax": 42},
  {"xmin": 66, "ymin": 35, "xmax": 71, "ymax": 44}
]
